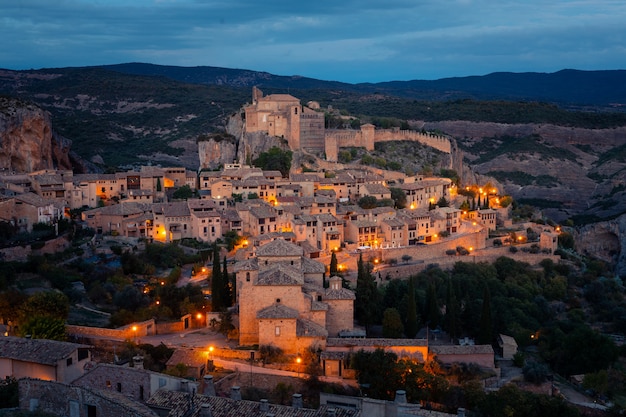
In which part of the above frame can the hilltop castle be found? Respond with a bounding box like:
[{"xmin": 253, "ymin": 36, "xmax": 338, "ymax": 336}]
[{"xmin": 243, "ymin": 88, "xmax": 452, "ymax": 161}]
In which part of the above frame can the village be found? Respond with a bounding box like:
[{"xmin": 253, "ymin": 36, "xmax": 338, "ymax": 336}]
[{"xmin": 0, "ymin": 90, "xmax": 568, "ymax": 417}]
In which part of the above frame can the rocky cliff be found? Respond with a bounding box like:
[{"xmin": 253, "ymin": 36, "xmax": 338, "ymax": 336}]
[
  {"xmin": 198, "ymin": 112, "xmax": 289, "ymax": 169},
  {"xmin": 574, "ymin": 214, "xmax": 626, "ymax": 277},
  {"xmin": 0, "ymin": 97, "xmax": 72, "ymax": 173}
]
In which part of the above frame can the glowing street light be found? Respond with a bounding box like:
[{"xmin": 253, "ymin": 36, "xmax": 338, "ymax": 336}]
[{"xmin": 296, "ymin": 355, "xmax": 302, "ymax": 378}]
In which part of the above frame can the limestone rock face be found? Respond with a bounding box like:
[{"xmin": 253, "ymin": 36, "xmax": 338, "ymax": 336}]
[
  {"xmin": 198, "ymin": 136, "xmax": 238, "ymax": 169},
  {"xmin": 0, "ymin": 97, "xmax": 72, "ymax": 173},
  {"xmin": 574, "ymin": 214, "xmax": 626, "ymax": 277}
]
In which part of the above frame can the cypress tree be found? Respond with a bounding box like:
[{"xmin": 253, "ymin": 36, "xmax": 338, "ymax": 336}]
[
  {"xmin": 405, "ymin": 276, "xmax": 419, "ymax": 338},
  {"xmin": 444, "ymin": 278, "xmax": 458, "ymax": 342},
  {"xmin": 329, "ymin": 252, "xmax": 338, "ymax": 277},
  {"xmin": 355, "ymin": 253, "xmax": 377, "ymax": 334},
  {"xmin": 478, "ymin": 286, "xmax": 493, "ymax": 345},
  {"xmin": 211, "ymin": 244, "xmax": 222, "ymax": 311},
  {"xmin": 426, "ymin": 283, "xmax": 440, "ymax": 329},
  {"xmin": 222, "ymin": 256, "xmax": 232, "ymax": 308}
]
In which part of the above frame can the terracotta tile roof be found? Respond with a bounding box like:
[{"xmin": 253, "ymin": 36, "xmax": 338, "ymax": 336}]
[
  {"xmin": 256, "ymin": 265, "xmax": 302, "ymax": 285},
  {"xmin": 429, "ymin": 344, "xmax": 494, "ymax": 355},
  {"xmin": 165, "ymin": 348, "xmax": 207, "ymax": 368},
  {"xmin": 301, "ymin": 257, "xmax": 325, "ymax": 274},
  {"xmin": 147, "ymin": 390, "xmax": 361, "ymax": 417},
  {"xmin": 324, "ymin": 286, "xmax": 356, "ymax": 301},
  {"xmin": 13, "ymin": 192, "xmax": 52, "ymax": 207},
  {"xmin": 0, "ymin": 336, "xmax": 90, "ymax": 365},
  {"xmin": 257, "ymin": 304, "xmax": 299, "ymax": 319},
  {"xmin": 296, "ymin": 318, "xmax": 328, "ymax": 338},
  {"xmin": 326, "ymin": 338, "xmax": 427, "ymax": 347},
  {"xmin": 232, "ymin": 258, "xmax": 258, "ymax": 272},
  {"xmin": 256, "ymin": 239, "xmax": 303, "ymax": 257}
]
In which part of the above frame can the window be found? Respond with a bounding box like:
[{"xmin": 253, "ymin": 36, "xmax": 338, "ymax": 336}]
[
  {"xmin": 140, "ymin": 386, "xmax": 144, "ymax": 401},
  {"xmin": 106, "ymin": 380, "xmax": 111, "ymax": 388},
  {"xmin": 117, "ymin": 383, "xmax": 122, "ymax": 392},
  {"xmin": 159, "ymin": 378, "xmax": 167, "ymax": 388},
  {"xmin": 66, "ymin": 357, "xmax": 73, "ymax": 366},
  {"xmin": 86, "ymin": 405, "xmax": 97, "ymax": 417},
  {"xmin": 275, "ymin": 326, "xmax": 281, "ymax": 336},
  {"xmin": 276, "ymin": 298, "xmax": 281, "ymax": 303},
  {"xmin": 246, "ymin": 272, "xmax": 250, "ymax": 282}
]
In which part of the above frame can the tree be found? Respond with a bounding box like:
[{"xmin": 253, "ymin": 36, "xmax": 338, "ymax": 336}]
[
  {"xmin": 357, "ymin": 195, "xmax": 378, "ymax": 209},
  {"xmin": 436, "ymin": 196, "xmax": 449, "ymax": 207},
  {"xmin": 19, "ymin": 316, "xmax": 67, "ymax": 341},
  {"xmin": 405, "ymin": 277, "xmax": 419, "ymax": 338},
  {"xmin": 156, "ymin": 177, "xmax": 162, "ymax": 192},
  {"xmin": 478, "ymin": 286, "xmax": 493, "ymax": 344},
  {"xmin": 329, "ymin": 252, "xmax": 338, "ymax": 277},
  {"xmin": 222, "ymin": 256, "xmax": 232, "ymax": 308},
  {"xmin": 172, "ymin": 184, "xmax": 193, "ymax": 200},
  {"xmin": 444, "ymin": 278, "xmax": 459, "ymax": 342},
  {"xmin": 211, "ymin": 245, "xmax": 223, "ymax": 312},
  {"xmin": 355, "ymin": 254, "xmax": 378, "ymax": 334},
  {"xmin": 390, "ymin": 187, "xmax": 407, "ymax": 209},
  {"xmin": 351, "ymin": 348, "xmax": 402, "ymax": 400},
  {"xmin": 426, "ymin": 283, "xmax": 440, "ymax": 329},
  {"xmin": 383, "ymin": 308, "xmax": 404, "ymax": 338},
  {"xmin": 252, "ymin": 147, "xmax": 292, "ymax": 177}
]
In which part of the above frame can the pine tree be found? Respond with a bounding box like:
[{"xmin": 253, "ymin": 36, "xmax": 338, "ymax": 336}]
[
  {"xmin": 478, "ymin": 286, "xmax": 493, "ymax": 345},
  {"xmin": 405, "ymin": 276, "xmax": 419, "ymax": 338},
  {"xmin": 211, "ymin": 244, "xmax": 222, "ymax": 312}
]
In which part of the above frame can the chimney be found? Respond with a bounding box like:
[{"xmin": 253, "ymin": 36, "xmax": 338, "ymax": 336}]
[
  {"xmin": 292, "ymin": 393, "xmax": 303, "ymax": 409},
  {"xmin": 394, "ymin": 390, "xmax": 407, "ymax": 404},
  {"xmin": 200, "ymin": 404, "xmax": 212, "ymax": 417},
  {"xmin": 180, "ymin": 380, "xmax": 189, "ymax": 393},
  {"xmin": 132, "ymin": 355, "xmax": 144, "ymax": 369},
  {"xmin": 231, "ymin": 386, "xmax": 242, "ymax": 401},
  {"xmin": 458, "ymin": 408, "xmax": 466, "ymax": 417},
  {"xmin": 203, "ymin": 375, "xmax": 216, "ymax": 396},
  {"xmin": 260, "ymin": 399, "xmax": 269, "ymax": 412}
]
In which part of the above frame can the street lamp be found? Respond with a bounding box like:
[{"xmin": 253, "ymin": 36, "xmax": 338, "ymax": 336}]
[{"xmin": 296, "ymin": 355, "xmax": 302, "ymax": 378}]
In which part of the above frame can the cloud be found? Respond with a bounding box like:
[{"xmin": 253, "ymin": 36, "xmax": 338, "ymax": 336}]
[{"xmin": 1, "ymin": 0, "xmax": 625, "ymax": 82}]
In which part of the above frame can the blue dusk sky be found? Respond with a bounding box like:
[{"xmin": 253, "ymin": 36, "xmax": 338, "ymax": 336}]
[{"xmin": 2, "ymin": 0, "xmax": 625, "ymax": 83}]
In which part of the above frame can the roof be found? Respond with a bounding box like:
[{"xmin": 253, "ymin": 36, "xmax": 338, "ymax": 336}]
[
  {"xmin": 429, "ymin": 344, "xmax": 494, "ymax": 355},
  {"xmin": 326, "ymin": 338, "xmax": 427, "ymax": 348},
  {"xmin": 296, "ymin": 318, "xmax": 328, "ymax": 338},
  {"xmin": 257, "ymin": 304, "xmax": 299, "ymax": 319},
  {"xmin": 256, "ymin": 239, "xmax": 303, "ymax": 257},
  {"xmin": 324, "ymin": 286, "xmax": 356, "ymax": 301},
  {"xmin": 147, "ymin": 390, "xmax": 361, "ymax": 417},
  {"xmin": 301, "ymin": 257, "xmax": 325, "ymax": 274},
  {"xmin": 0, "ymin": 336, "xmax": 90, "ymax": 365},
  {"xmin": 165, "ymin": 349, "xmax": 207, "ymax": 368},
  {"xmin": 256, "ymin": 265, "xmax": 302, "ymax": 285},
  {"xmin": 232, "ymin": 258, "xmax": 258, "ymax": 272}
]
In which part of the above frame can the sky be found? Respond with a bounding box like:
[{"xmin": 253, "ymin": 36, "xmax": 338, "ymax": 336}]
[{"xmin": 2, "ymin": 0, "xmax": 626, "ymax": 84}]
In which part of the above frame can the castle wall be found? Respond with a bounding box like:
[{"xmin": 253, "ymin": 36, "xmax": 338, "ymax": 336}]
[{"xmin": 324, "ymin": 127, "xmax": 452, "ymax": 162}]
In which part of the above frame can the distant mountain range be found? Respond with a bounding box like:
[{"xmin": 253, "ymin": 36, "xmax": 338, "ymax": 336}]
[{"xmin": 101, "ymin": 63, "xmax": 626, "ymax": 109}]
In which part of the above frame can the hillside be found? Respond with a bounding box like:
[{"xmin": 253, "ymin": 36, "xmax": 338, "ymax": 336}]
[{"xmin": 1, "ymin": 64, "xmax": 626, "ymax": 222}]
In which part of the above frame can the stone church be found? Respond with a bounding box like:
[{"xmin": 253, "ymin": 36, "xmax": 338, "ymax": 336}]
[
  {"xmin": 244, "ymin": 87, "xmax": 325, "ymax": 153},
  {"xmin": 233, "ymin": 238, "xmax": 355, "ymax": 354}
]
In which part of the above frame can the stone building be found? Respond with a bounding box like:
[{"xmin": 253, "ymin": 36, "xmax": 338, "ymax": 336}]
[
  {"xmin": 0, "ymin": 336, "xmax": 91, "ymax": 383},
  {"xmin": 234, "ymin": 239, "xmax": 355, "ymax": 354},
  {"xmin": 244, "ymin": 87, "xmax": 325, "ymax": 153}
]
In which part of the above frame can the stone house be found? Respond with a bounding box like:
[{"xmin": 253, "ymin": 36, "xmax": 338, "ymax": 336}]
[
  {"xmin": 0, "ymin": 336, "xmax": 91, "ymax": 383},
  {"xmin": 81, "ymin": 202, "xmax": 152, "ymax": 236},
  {"xmin": 234, "ymin": 239, "xmax": 355, "ymax": 354},
  {"xmin": 151, "ymin": 201, "xmax": 193, "ymax": 243},
  {"xmin": 18, "ymin": 378, "xmax": 159, "ymax": 417},
  {"xmin": 0, "ymin": 192, "xmax": 63, "ymax": 232},
  {"xmin": 381, "ymin": 217, "xmax": 407, "ymax": 248},
  {"xmin": 358, "ymin": 182, "xmax": 391, "ymax": 201},
  {"xmin": 72, "ymin": 362, "xmax": 197, "ymax": 403},
  {"xmin": 497, "ymin": 334, "xmax": 518, "ymax": 360},
  {"xmin": 400, "ymin": 177, "xmax": 452, "ymax": 210}
]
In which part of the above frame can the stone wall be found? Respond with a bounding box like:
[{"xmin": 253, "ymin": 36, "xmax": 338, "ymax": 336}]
[
  {"xmin": 67, "ymin": 319, "xmax": 156, "ymax": 340},
  {"xmin": 325, "ymin": 127, "xmax": 451, "ymax": 162}
]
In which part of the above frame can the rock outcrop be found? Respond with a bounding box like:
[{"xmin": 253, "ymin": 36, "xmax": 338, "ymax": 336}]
[
  {"xmin": 574, "ymin": 214, "xmax": 626, "ymax": 277},
  {"xmin": 0, "ymin": 97, "xmax": 72, "ymax": 173}
]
